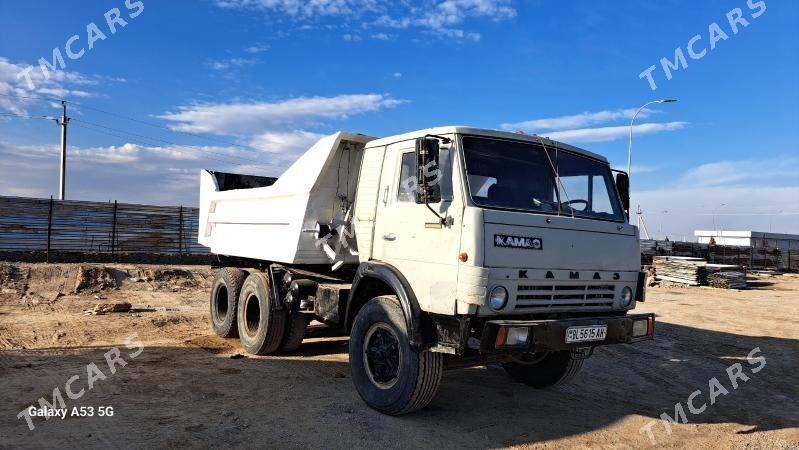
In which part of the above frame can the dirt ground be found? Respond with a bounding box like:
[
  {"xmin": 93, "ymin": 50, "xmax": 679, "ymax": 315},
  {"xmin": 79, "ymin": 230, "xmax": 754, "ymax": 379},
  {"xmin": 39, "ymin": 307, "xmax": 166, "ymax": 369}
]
[{"xmin": 0, "ymin": 262, "xmax": 797, "ymax": 449}]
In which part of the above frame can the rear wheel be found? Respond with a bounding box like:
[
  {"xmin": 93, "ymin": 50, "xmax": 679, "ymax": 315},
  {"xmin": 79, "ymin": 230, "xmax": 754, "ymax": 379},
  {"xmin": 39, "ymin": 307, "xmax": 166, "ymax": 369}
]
[
  {"xmin": 280, "ymin": 312, "xmax": 310, "ymax": 352},
  {"xmin": 209, "ymin": 268, "xmax": 246, "ymax": 338},
  {"xmin": 502, "ymin": 351, "xmax": 584, "ymax": 388},
  {"xmin": 237, "ymin": 272, "xmax": 286, "ymax": 355},
  {"xmin": 349, "ymin": 295, "xmax": 443, "ymax": 415}
]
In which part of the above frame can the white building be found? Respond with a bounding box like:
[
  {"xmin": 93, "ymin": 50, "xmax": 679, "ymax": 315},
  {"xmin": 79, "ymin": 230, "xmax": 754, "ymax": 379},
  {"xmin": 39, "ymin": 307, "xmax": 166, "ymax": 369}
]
[{"xmin": 694, "ymin": 230, "xmax": 799, "ymax": 249}]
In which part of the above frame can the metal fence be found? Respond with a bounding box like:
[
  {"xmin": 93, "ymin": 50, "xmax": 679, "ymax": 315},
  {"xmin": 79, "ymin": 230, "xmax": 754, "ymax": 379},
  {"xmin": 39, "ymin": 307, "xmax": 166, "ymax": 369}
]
[
  {"xmin": 0, "ymin": 195, "xmax": 208, "ymax": 256},
  {"xmin": 641, "ymin": 239, "xmax": 798, "ymax": 271}
]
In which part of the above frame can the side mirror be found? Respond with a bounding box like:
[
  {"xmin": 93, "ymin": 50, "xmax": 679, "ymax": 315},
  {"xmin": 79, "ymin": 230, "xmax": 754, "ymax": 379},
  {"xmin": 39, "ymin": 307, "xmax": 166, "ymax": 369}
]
[
  {"xmin": 415, "ymin": 137, "xmax": 441, "ymax": 204},
  {"xmin": 615, "ymin": 172, "xmax": 630, "ymax": 214}
]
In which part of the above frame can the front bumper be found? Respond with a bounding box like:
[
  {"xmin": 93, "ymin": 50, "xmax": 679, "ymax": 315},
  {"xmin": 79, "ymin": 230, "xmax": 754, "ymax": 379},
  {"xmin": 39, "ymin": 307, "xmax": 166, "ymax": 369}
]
[{"xmin": 479, "ymin": 313, "xmax": 655, "ymax": 354}]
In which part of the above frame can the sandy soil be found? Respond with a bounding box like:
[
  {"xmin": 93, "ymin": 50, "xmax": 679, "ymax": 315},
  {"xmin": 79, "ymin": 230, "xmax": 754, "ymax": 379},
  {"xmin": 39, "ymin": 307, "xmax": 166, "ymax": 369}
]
[{"xmin": 0, "ymin": 262, "xmax": 797, "ymax": 449}]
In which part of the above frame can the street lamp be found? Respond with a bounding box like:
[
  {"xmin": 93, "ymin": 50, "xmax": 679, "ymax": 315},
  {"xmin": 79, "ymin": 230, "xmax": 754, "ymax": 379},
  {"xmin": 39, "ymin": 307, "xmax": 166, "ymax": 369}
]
[{"xmin": 627, "ymin": 99, "xmax": 677, "ymax": 183}]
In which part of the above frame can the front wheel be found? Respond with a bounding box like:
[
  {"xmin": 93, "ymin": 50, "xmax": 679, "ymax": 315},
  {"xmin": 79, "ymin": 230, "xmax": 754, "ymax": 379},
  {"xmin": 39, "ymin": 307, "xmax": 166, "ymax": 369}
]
[
  {"xmin": 349, "ymin": 296, "xmax": 443, "ymax": 415},
  {"xmin": 502, "ymin": 351, "xmax": 584, "ymax": 388}
]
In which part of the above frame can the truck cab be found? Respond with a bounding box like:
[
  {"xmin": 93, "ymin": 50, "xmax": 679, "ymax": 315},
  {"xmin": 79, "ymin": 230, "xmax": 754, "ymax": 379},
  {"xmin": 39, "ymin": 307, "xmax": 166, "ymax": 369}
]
[
  {"xmin": 356, "ymin": 127, "xmax": 644, "ymax": 318},
  {"xmin": 200, "ymin": 126, "xmax": 654, "ymax": 415}
]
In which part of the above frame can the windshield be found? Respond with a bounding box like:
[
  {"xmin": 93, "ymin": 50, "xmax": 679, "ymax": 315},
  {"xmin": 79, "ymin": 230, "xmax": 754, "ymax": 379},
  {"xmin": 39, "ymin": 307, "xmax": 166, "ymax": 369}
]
[{"xmin": 462, "ymin": 136, "xmax": 625, "ymax": 222}]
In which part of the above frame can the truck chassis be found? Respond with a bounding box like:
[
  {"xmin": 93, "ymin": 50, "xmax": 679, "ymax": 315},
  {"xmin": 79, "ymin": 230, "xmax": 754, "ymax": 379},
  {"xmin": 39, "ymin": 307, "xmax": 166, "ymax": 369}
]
[{"xmin": 208, "ymin": 257, "xmax": 654, "ymax": 414}]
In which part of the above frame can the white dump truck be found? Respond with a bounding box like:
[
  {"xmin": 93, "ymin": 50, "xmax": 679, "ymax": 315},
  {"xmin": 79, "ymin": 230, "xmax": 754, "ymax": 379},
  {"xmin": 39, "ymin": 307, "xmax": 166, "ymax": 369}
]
[{"xmin": 199, "ymin": 126, "xmax": 654, "ymax": 414}]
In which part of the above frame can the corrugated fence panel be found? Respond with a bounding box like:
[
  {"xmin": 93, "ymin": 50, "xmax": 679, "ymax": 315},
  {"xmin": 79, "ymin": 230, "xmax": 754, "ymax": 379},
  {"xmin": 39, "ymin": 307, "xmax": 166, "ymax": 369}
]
[
  {"xmin": 640, "ymin": 239, "xmax": 793, "ymax": 271},
  {"xmin": 0, "ymin": 196, "xmax": 208, "ymax": 254},
  {"xmin": 0, "ymin": 197, "xmax": 51, "ymax": 250}
]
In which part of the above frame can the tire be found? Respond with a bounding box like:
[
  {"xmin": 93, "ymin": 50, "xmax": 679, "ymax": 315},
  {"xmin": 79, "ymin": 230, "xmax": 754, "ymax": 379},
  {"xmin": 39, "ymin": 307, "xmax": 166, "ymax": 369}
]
[
  {"xmin": 502, "ymin": 351, "xmax": 584, "ymax": 388},
  {"xmin": 237, "ymin": 272, "xmax": 286, "ymax": 355},
  {"xmin": 279, "ymin": 312, "xmax": 310, "ymax": 352},
  {"xmin": 349, "ymin": 295, "xmax": 443, "ymax": 415},
  {"xmin": 209, "ymin": 267, "xmax": 246, "ymax": 338}
]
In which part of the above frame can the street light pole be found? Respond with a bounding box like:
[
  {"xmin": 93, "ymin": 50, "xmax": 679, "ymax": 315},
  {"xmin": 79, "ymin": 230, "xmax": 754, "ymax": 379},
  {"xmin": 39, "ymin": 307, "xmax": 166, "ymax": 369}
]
[{"xmin": 627, "ymin": 99, "xmax": 677, "ymax": 184}]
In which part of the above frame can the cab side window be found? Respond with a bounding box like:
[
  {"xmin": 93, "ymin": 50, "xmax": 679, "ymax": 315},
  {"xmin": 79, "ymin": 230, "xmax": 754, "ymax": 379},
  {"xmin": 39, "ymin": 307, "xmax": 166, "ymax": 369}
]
[
  {"xmin": 397, "ymin": 151, "xmax": 441, "ymax": 203},
  {"xmin": 397, "ymin": 152, "xmax": 417, "ymax": 202}
]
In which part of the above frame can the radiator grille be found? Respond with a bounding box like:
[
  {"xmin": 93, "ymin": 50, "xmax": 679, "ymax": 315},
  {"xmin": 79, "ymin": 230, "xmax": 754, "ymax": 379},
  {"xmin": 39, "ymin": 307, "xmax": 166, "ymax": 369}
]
[{"xmin": 515, "ymin": 284, "xmax": 615, "ymax": 309}]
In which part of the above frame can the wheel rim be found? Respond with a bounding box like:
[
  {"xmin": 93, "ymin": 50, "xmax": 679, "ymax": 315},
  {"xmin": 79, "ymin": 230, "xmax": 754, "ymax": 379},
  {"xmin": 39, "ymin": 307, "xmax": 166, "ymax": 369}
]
[
  {"xmin": 363, "ymin": 323, "xmax": 403, "ymax": 389},
  {"xmin": 215, "ymin": 285, "xmax": 229, "ymax": 322},
  {"xmin": 243, "ymin": 293, "xmax": 260, "ymax": 337}
]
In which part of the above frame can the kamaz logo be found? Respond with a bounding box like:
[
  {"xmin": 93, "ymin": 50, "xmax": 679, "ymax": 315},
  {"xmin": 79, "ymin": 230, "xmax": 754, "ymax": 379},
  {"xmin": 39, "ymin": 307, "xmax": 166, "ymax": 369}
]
[{"xmin": 494, "ymin": 234, "xmax": 542, "ymax": 250}]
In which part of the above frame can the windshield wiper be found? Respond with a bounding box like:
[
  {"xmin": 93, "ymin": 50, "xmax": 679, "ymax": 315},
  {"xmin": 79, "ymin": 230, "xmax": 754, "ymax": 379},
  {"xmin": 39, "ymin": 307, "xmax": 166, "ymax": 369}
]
[{"xmin": 534, "ymin": 136, "xmax": 575, "ymax": 218}]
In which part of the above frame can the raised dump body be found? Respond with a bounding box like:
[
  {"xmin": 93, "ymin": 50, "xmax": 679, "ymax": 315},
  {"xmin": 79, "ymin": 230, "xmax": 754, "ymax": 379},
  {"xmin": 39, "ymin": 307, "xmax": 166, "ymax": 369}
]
[{"xmin": 198, "ymin": 131, "xmax": 375, "ymax": 265}]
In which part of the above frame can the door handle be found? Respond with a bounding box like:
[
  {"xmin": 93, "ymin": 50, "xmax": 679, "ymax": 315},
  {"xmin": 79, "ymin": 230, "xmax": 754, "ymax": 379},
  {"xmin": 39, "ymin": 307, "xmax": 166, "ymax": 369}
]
[
  {"xmin": 383, "ymin": 233, "xmax": 396, "ymax": 241},
  {"xmin": 382, "ymin": 186, "xmax": 389, "ymax": 205}
]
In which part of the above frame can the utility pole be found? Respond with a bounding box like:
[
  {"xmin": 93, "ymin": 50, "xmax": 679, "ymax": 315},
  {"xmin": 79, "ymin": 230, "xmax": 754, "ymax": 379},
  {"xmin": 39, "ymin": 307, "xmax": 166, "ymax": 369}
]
[{"xmin": 58, "ymin": 101, "xmax": 69, "ymax": 200}]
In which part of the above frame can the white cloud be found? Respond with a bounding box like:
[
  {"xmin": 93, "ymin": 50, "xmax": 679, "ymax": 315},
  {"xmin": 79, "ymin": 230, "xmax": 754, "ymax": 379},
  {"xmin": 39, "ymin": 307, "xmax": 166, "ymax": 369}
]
[
  {"xmin": 501, "ymin": 107, "xmax": 656, "ymax": 132},
  {"xmin": 612, "ymin": 164, "xmax": 659, "ymax": 174},
  {"xmin": 677, "ymin": 158, "xmax": 799, "ymax": 188},
  {"xmin": 410, "ymin": 0, "xmax": 515, "ymax": 41},
  {"xmin": 434, "ymin": 27, "xmax": 481, "ymax": 42},
  {"xmin": 417, "ymin": 0, "xmax": 516, "ymax": 27},
  {"xmin": 214, "ymin": 0, "xmax": 516, "ymax": 42},
  {"xmin": 632, "ymin": 157, "xmax": 799, "ymax": 239},
  {"xmin": 0, "ymin": 57, "xmax": 97, "ymax": 114},
  {"xmin": 633, "ymin": 186, "xmax": 799, "ymax": 240},
  {"xmin": 244, "ymin": 43, "xmax": 270, "ymax": 54},
  {"xmin": 544, "ymin": 121, "xmax": 687, "ymax": 143},
  {"xmin": 0, "ymin": 140, "xmax": 284, "ymax": 206},
  {"xmin": 207, "ymin": 57, "xmax": 257, "ymax": 71},
  {"xmin": 213, "ymin": 0, "xmax": 385, "ymax": 17},
  {"xmin": 158, "ymin": 94, "xmax": 404, "ymax": 135},
  {"xmin": 249, "ymin": 130, "xmax": 326, "ymax": 160}
]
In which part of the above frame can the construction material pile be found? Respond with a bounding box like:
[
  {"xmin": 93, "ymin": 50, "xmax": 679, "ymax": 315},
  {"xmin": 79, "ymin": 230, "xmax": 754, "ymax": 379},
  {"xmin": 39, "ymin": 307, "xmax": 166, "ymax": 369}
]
[
  {"xmin": 705, "ymin": 263, "xmax": 744, "ymax": 275},
  {"xmin": 707, "ymin": 271, "xmax": 747, "ymax": 289},
  {"xmin": 653, "ymin": 257, "xmax": 748, "ymax": 288},
  {"xmin": 653, "ymin": 256, "xmax": 707, "ymax": 285}
]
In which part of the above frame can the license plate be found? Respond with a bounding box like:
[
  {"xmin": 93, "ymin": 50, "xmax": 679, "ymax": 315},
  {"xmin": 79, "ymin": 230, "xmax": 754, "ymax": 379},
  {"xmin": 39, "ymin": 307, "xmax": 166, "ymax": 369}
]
[{"xmin": 565, "ymin": 325, "xmax": 607, "ymax": 343}]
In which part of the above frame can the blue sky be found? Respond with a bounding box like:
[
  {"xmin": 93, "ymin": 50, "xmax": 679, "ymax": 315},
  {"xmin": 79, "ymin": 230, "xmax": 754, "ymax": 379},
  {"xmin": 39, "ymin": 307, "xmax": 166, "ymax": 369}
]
[{"xmin": 0, "ymin": 0, "xmax": 797, "ymax": 238}]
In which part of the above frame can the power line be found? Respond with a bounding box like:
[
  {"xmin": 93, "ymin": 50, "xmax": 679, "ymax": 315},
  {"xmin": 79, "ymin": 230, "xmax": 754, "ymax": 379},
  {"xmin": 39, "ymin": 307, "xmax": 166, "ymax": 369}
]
[
  {"xmin": 2, "ymin": 91, "xmax": 267, "ymax": 164},
  {"xmin": 69, "ymin": 100, "xmax": 263, "ymax": 153},
  {"xmin": 71, "ymin": 118, "xmax": 259, "ymax": 164},
  {"xmin": 0, "ymin": 91, "xmax": 265, "ymax": 154},
  {"xmin": 70, "ymin": 122, "xmax": 258, "ymax": 167},
  {"xmin": 0, "ymin": 92, "xmax": 60, "ymax": 102},
  {"xmin": 0, "ymin": 112, "xmax": 56, "ymax": 121},
  {"xmin": 3, "ymin": 110, "xmax": 262, "ymax": 166}
]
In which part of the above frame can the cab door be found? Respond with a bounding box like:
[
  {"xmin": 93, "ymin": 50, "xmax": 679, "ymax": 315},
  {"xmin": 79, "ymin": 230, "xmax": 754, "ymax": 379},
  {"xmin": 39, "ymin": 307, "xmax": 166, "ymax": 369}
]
[{"xmin": 372, "ymin": 138, "xmax": 463, "ymax": 315}]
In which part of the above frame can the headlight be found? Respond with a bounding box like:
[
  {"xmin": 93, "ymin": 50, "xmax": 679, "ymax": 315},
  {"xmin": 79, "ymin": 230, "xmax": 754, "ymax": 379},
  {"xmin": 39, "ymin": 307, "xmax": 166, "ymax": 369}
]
[
  {"xmin": 488, "ymin": 286, "xmax": 508, "ymax": 311},
  {"xmin": 620, "ymin": 286, "xmax": 633, "ymax": 308}
]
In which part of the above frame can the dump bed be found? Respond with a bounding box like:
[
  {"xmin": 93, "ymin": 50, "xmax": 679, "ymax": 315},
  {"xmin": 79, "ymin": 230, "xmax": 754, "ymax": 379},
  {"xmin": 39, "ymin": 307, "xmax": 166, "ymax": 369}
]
[{"xmin": 199, "ymin": 132, "xmax": 375, "ymax": 265}]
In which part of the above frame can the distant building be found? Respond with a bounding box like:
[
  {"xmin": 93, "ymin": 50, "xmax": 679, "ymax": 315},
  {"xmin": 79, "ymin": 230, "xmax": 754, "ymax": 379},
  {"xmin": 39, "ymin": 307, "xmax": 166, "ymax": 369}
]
[{"xmin": 694, "ymin": 230, "xmax": 799, "ymax": 249}]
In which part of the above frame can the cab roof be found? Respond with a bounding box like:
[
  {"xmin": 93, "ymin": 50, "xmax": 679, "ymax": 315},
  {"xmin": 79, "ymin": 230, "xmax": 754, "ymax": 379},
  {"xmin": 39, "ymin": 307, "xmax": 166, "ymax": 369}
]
[{"xmin": 364, "ymin": 126, "xmax": 608, "ymax": 163}]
